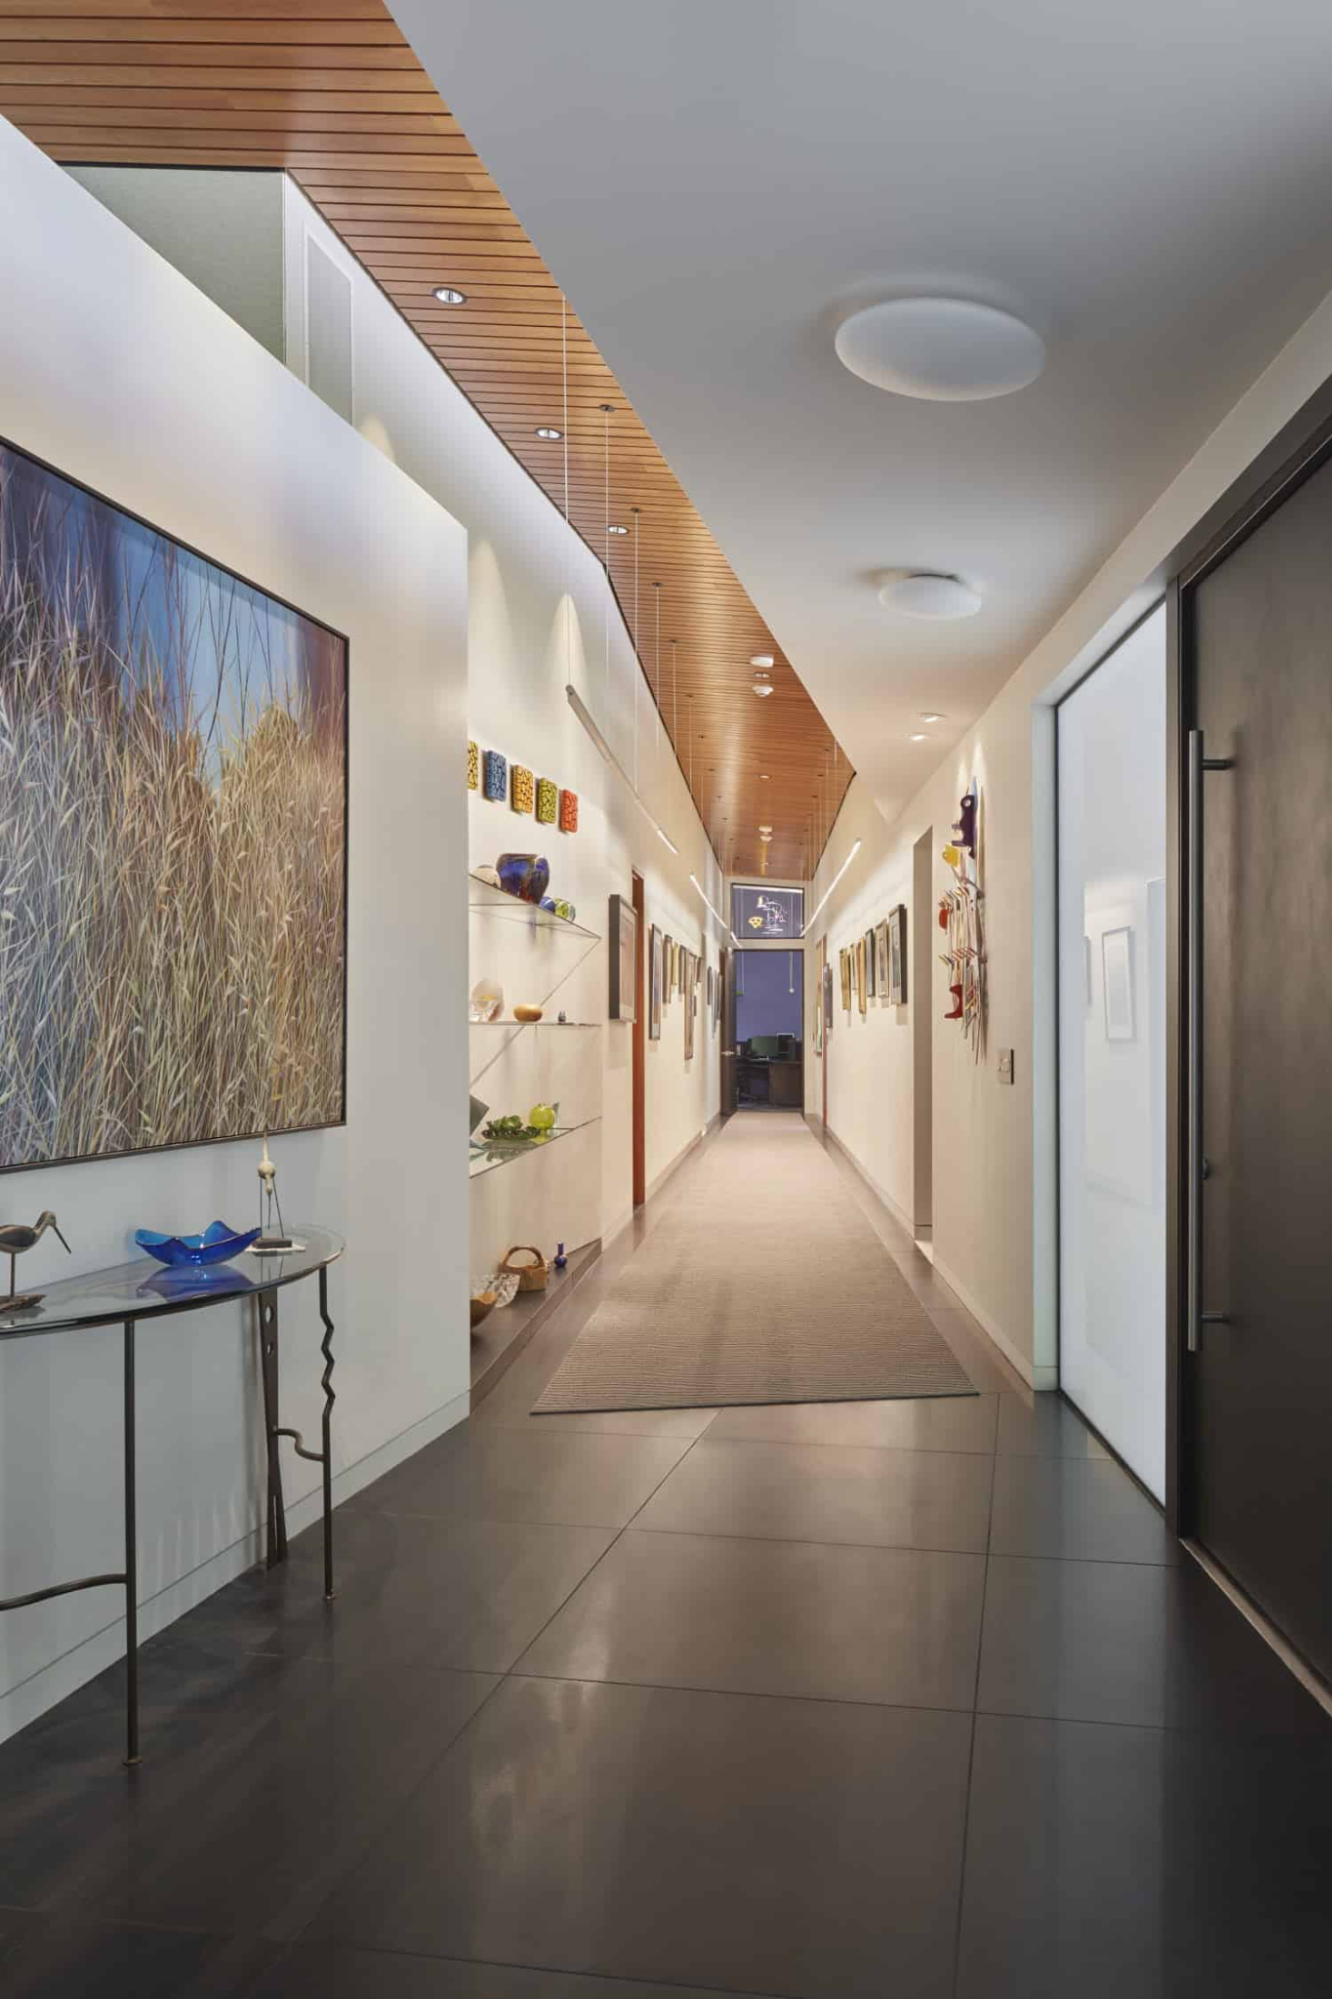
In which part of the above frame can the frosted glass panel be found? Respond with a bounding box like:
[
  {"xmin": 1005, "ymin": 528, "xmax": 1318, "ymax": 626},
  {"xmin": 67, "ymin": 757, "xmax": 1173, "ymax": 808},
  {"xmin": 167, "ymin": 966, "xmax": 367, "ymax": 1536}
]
[{"xmin": 1057, "ymin": 607, "xmax": 1166, "ymax": 1497}]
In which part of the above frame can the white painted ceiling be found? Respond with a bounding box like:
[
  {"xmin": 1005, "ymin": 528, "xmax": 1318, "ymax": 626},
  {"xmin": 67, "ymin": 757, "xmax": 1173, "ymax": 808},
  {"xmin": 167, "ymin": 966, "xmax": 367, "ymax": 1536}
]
[{"xmin": 392, "ymin": 0, "xmax": 1330, "ymax": 827}]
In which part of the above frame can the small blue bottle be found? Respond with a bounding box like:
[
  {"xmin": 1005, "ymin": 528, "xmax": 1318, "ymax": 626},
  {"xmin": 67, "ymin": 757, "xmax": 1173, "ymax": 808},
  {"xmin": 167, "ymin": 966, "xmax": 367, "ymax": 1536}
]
[{"xmin": 554, "ymin": 1241, "xmax": 568, "ymax": 1272}]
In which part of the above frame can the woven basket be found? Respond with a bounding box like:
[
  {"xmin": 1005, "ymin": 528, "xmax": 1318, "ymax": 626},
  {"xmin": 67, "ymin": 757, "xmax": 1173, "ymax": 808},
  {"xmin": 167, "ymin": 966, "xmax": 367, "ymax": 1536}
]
[{"xmin": 500, "ymin": 1244, "xmax": 549, "ymax": 1293}]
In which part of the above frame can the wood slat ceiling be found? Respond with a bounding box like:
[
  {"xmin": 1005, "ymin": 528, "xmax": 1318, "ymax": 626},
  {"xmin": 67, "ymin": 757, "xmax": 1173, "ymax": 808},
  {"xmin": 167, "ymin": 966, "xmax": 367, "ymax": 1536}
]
[{"xmin": 0, "ymin": 0, "xmax": 854, "ymax": 882}]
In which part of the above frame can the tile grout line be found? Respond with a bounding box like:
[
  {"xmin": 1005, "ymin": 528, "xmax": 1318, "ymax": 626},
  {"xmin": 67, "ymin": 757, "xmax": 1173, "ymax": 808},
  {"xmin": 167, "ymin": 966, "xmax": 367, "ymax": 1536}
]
[{"xmin": 950, "ymin": 1418, "xmax": 999, "ymax": 1998}]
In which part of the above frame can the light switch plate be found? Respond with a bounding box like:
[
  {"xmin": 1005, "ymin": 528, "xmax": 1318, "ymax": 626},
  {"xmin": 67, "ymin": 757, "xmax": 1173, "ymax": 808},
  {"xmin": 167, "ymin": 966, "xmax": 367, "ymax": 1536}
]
[{"xmin": 998, "ymin": 1048, "xmax": 1014, "ymax": 1085}]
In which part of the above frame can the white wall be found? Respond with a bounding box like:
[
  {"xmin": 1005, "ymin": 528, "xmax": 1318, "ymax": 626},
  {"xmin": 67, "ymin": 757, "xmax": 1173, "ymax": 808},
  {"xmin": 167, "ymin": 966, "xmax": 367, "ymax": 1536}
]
[
  {"xmin": 280, "ymin": 181, "xmax": 725, "ymax": 1269},
  {"xmin": 0, "ymin": 125, "xmax": 471, "ymax": 1740},
  {"xmin": 807, "ymin": 298, "xmax": 1329, "ymax": 1390}
]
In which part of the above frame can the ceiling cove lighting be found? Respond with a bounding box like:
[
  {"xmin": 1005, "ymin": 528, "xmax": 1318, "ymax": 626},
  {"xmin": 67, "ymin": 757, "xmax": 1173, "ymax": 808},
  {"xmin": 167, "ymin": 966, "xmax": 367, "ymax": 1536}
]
[
  {"xmin": 806, "ymin": 840, "xmax": 864, "ymax": 929},
  {"xmin": 432, "ymin": 285, "xmax": 466, "ymax": 305},
  {"xmin": 879, "ymin": 572, "xmax": 983, "ymax": 620},
  {"xmin": 565, "ymin": 683, "xmax": 679, "ymax": 853},
  {"xmin": 835, "ymin": 297, "xmax": 1045, "ymax": 401},
  {"xmin": 535, "ymin": 425, "xmax": 562, "ymax": 440}
]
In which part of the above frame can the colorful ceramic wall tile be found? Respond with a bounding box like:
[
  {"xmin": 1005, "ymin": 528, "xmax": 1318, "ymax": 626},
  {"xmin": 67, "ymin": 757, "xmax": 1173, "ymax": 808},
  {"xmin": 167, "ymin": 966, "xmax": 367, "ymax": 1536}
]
[
  {"xmin": 467, "ymin": 740, "xmax": 479, "ymax": 790},
  {"xmin": 482, "ymin": 750, "xmax": 507, "ymax": 802},
  {"xmin": 559, "ymin": 787, "xmax": 579, "ymax": 833},
  {"xmin": 511, "ymin": 764, "xmax": 535, "ymax": 814},
  {"xmin": 536, "ymin": 776, "xmax": 558, "ymax": 824}
]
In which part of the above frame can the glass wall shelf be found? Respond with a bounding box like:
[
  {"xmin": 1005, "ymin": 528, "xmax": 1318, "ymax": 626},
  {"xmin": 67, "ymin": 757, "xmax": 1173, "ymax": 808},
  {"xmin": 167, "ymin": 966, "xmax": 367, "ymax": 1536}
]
[
  {"xmin": 468, "ymin": 1020, "xmax": 600, "ymax": 1029},
  {"xmin": 468, "ymin": 873, "xmax": 600, "ymax": 940},
  {"xmin": 468, "ymin": 1116, "xmax": 601, "ymax": 1180}
]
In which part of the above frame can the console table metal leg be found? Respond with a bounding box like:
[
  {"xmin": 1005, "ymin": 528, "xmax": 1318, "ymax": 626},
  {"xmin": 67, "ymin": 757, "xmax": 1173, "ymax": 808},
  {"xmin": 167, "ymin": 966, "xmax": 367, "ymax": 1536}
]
[
  {"xmin": 258, "ymin": 1290, "xmax": 287, "ymax": 1568},
  {"xmin": 123, "ymin": 1317, "xmax": 140, "ymax": 1767},
  {"xmin": 318, "ymin": 1264, "xmax": 336, "ymax": 1600}
]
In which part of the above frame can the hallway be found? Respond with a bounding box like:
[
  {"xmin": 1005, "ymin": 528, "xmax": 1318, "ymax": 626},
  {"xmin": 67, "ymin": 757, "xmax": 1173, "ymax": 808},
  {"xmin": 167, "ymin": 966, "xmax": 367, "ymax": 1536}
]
[{"xmin": 0, "ymin": 1125, "xmax": 1325, "ymax": 1999}]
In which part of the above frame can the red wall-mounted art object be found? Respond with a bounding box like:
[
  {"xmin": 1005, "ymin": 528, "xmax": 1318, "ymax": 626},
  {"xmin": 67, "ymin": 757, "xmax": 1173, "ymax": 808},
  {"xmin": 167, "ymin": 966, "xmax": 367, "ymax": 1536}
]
[{"xmin": 559, "ymin": 788, "xmax": 579, "ymax": 833}]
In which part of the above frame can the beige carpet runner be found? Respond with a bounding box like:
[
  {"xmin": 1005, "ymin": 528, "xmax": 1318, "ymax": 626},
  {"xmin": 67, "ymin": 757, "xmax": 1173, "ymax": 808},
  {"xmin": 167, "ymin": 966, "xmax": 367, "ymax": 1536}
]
[{"xmin": 534, "ymin": 1113, "xmax": 976, "ymax": 1413}]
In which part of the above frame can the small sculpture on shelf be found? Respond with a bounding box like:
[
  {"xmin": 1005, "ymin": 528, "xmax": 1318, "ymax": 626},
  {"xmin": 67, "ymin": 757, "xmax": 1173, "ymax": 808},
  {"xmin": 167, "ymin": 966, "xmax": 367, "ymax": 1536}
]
[
  {"xmin": 497, "ymin": 852, "xmax": 550, "ymax": 903},
  {"xmin": 255, "ymin": 1135, "xmax": 295, "ymax": 1252},
  {"xmin": 0, "ymin": 1210, "xmax": 71, "ymax": 1313},
  {"xmin": 470, "ymin": 978, "xmax": 504, "ymax": 1022}
]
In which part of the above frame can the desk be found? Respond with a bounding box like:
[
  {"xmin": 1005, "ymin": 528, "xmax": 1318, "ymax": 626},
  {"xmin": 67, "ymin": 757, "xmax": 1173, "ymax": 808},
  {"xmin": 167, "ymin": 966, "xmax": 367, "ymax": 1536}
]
[
  {"xmin": 736, "ymin": 1057, "xmax": 804, "ymax": 1108},
  {"xmin": 0, "ymin": 1226, "xmax": 342, "ymax": 1763}
]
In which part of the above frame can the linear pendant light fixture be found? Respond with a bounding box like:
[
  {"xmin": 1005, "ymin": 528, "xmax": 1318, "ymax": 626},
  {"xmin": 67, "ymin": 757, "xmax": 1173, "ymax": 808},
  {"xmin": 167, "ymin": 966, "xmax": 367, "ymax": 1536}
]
[
  {"xmin": 690, "ymin": 873, "xmax": 737, "ymax": 944},
  {"xmin": 566, "ymin": 683, "xmax": 679, "ymax": 853},
  {"xmin": 806, "ymin": 839, "xmax": 864, "ymax": 929}
]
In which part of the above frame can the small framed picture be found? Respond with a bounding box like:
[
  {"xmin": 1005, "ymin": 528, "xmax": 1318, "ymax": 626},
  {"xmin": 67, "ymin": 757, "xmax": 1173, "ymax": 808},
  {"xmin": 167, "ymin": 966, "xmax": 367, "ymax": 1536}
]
[
  {"xmin": 649, "ymin": 924, "xmax": 662, "ymax": 1040},
  {"xmin": 875, "ymin": 920, "xmax": 889, "ymax": 997},
  {"xmin": 1102, "ymin": 926, "xmax": 1134, "ymax": 1040},
  {"xmin": 864, "ymin": 928, "xmax": 877, "ymax": 997},
  {"xmin": 889, "ymin": 904, "xmax": 908, "ymax": 1005},
  {"xmin": 608, "ymin": 892, "xmax": 638, "ymax": 1023}
]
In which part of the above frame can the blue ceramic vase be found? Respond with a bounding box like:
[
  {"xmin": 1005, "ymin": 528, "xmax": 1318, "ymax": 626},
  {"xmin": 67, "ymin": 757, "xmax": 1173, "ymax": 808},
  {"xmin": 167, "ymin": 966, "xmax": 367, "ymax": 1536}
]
[{"xmin": 496, "ymin": 853, "xmax": 550, "ymax": 903}]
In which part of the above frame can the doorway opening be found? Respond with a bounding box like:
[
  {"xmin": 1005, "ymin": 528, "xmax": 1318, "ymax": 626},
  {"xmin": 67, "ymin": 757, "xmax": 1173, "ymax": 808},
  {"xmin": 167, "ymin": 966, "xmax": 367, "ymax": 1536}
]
[{"xmin": 734, "ymin": 948, "xmax": 803, "ymax": 1109}]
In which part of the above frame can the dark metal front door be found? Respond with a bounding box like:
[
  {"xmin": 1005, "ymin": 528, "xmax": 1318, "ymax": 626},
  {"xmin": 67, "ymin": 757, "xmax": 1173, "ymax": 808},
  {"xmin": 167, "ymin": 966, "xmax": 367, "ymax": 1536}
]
[{"xmin": 1182, "ymin": 448, "xmax": 1330, "ymax": 1679}]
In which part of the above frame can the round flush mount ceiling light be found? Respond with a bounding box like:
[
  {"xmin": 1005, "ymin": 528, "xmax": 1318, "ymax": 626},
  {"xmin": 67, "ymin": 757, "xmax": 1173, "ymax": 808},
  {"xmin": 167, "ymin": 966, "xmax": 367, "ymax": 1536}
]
[
  {"xmin": 535, "ymin": 425, "xmax": 562, "ymax": 440},
  {"xmin": 432, "ymin": 285, "xmax": 466, "ymax": 305},
  {"xmin": 879, "ymin": 571, "xmax": 983, "ymax": 620},
  {"xmin": 921, "ymin": 711, "xmax": 947, "ymax": 722},
  {"xmin": 752, "ymin": 681, "xmax": 775, "ymax": 698},
  {"xmin": 835, "ymin": 297, "xmax": 1045, "ymax": 401}
]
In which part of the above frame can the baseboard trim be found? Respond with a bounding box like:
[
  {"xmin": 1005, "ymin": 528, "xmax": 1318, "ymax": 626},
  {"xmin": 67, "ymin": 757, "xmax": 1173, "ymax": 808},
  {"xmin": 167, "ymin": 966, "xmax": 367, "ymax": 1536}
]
[
  {"xmin": 0, "ymin": 1385, "xmax": 470, "ymax": 1746},
  {"xmin": 931, "ymin": 1258, "xmax": 1057, "ymax": 1391},
  {"xmin": 1181, "ymin": 1538, "xmax": 1331, "ymax": 1716},
  {"xmin": 817, "ymin": 1121, "xmax": 918, "ymax": 1238}
]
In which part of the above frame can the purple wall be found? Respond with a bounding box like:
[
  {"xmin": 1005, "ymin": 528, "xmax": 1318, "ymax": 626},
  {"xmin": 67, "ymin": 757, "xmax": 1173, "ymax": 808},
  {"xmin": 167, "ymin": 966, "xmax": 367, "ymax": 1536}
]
[{"xmin": 736, "ymin": 949, "xmax": 803, "ymax": 1041}]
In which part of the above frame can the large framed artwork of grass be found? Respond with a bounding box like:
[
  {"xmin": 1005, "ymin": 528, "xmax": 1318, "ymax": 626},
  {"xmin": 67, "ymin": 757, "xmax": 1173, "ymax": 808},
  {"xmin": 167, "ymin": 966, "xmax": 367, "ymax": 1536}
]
[{"xmin": 0, "ymin": 439, "xmax": 348, "ymax": 1173}]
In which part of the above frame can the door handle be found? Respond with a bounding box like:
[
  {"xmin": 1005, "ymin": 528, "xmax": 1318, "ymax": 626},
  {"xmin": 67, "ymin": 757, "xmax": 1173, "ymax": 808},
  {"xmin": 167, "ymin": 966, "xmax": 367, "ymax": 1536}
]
[{"xmin": 1186, "ymin": 729, "xmax": 1234, "ymax": 1353}]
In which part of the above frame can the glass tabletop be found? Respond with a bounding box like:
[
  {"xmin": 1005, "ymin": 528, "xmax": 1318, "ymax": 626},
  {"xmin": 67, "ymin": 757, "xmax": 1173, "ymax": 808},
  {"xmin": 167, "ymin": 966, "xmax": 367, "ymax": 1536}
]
[{"xmin": 0, "ymin": 1226, "xmax": 344, "ymax": 1340}]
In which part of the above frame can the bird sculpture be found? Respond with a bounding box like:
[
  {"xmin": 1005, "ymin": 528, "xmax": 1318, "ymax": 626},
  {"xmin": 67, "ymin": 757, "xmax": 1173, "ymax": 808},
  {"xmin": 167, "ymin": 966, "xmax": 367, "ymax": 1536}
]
[{"xmin": 0, "ymin": 1211, "xmax": 72, "ymax": 1312}]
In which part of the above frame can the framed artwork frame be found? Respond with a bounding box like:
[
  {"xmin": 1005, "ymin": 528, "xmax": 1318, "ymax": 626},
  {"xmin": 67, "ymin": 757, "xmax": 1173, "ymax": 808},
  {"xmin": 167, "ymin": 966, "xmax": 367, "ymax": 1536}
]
[
  {"xmin": 0, "ymin": 434, "xmax": 348, "ymax": 1174},
  {"xmin": 823, "ymin": 962, "xmax": 834, "ymax": 1041},
  {"xmin": 839, "ymin": 948, "xmax": 852, "ymax": 1012},
  {"xmin": 864, "ymin": 928, "xmax": 877, "ymax": 997},
  {"xmin": 648, "ymin": 924, "xmax": 662, "ymax": 1040},
  {"xmin": 874, "ymin": 920, "xmax": 890, "ymax": 997},
  {"xmin": 855, "ymin": 938, "xmax": 867, "ymax": 1015},
  {"xmin": 1102, "ymin": 925, "xmax": 1135, "ymax": 1040},
  {"xmin": 889, "ymin": 903, "xmax": 909, "ymax": 1005},
  {"xmin": 608, "ymin": 892, "xmax": 638, "ymax": 1023}
]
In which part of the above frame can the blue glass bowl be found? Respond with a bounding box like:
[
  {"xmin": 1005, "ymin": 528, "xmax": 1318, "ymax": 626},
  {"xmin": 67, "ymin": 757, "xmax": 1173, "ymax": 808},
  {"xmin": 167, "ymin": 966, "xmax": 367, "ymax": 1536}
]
[{"xmin": 134, "ymin": 1220, "xmax": 261, "ymax": 1268}]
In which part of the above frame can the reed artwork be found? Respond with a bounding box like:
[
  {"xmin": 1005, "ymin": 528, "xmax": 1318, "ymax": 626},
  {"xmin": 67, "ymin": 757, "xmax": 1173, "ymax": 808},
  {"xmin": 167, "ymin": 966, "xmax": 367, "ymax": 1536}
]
[{"xmin": 0, "ymin": 441, "xmax": 347, "ymax": 1170}]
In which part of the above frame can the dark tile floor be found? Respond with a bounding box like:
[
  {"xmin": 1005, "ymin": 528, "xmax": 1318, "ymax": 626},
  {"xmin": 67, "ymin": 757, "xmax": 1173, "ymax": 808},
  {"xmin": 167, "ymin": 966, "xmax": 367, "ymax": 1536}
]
[{"xmin": 0, "ymin": 1128, "xmax": 1327, "ymax": 1997}]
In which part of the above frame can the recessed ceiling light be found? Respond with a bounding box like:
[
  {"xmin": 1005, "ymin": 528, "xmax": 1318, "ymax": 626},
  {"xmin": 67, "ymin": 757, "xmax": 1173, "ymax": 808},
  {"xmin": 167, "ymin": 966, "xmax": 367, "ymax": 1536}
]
[
  {"xmin": 921, "ymin": 711, "xmax": 946, "ymax": 722},
  {"xmin": 760, "ymin": 773, "xmax": 770, "ymax": 780},
  {"xmin": 879, "ymin": 572, "xmax": 983, "ymax": 620},
  {"xmin": 607, "ymin": 524, "xmax": 629, "ymax": 535},
  {"xmin": 909, "ymin": 733, "xmax": 928, "ymax": 742},
  {"xmin": 752, "ymin": 682, "xmax": 775, "ymax": 698},
  {"xmin": 835, "ymin": 296, "xmax": 1045, "ymax": 401},
  {"xmin": 535, "ymin": 425, "xmax": 562, "ymax": 440},
  {"xmin": 432, "ymin": 285, "xmax": 466, "ymax": 305},
  {"xmin": 750, "ymin": 654, "xmax": 774, "ymax": 668}
]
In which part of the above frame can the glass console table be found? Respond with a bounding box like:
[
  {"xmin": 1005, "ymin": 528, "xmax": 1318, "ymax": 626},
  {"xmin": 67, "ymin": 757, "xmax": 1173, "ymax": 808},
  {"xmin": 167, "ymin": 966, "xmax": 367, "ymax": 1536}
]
[{"xmin": 0, "ymin": 1226, "xmax": 343, "ymax": 1764}]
